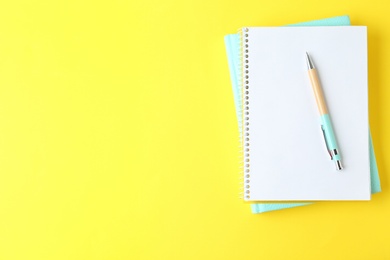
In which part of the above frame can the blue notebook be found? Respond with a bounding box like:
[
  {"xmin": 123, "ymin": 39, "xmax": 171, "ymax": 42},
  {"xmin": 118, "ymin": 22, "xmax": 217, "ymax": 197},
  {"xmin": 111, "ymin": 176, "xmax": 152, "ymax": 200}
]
[{"xmin": 224, "ymin": 15, "xmax": 381, "ymax": 213}]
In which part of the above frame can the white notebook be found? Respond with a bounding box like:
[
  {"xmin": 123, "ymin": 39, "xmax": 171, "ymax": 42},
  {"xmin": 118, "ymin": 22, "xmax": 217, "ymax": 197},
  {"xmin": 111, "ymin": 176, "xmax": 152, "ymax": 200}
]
[{"xmin": 241, "ymin": 26, "xmax": 370, "ymax": 201}]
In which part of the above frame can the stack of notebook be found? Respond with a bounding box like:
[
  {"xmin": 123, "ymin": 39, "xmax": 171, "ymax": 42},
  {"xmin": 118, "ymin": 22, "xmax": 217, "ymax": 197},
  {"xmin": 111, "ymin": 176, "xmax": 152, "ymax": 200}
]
[{"xmin": 224, "ymin": 16, "xmax": 381, "ymax": 214}]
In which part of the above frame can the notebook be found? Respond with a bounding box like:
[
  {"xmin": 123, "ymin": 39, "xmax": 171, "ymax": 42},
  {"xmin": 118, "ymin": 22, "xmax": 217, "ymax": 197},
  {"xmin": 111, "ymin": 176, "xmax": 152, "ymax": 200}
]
[
  {"xmin": 225, "ymin": 17, "xmax": 380, "ymax": 210},
  {"xmin": 240, "ymin": 26, "xmax": 370, "ymax": 201},
  {"xmin": 225, "ymin": 16, "xmax": 380, "ymax": 209}
]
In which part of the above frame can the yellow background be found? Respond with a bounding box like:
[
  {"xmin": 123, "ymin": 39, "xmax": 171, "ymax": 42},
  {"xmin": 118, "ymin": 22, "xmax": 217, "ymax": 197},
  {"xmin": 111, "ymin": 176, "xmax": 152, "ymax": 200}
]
[{"xmin": 0, "ymin": 0, "xmax": 388, "ymax": 259}]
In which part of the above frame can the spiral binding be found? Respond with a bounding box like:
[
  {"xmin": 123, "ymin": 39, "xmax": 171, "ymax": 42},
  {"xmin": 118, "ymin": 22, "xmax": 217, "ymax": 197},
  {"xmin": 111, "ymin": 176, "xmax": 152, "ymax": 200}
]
[{"xmin": 239, "ymin": 28, "xmax": 251, "ymax": 200}]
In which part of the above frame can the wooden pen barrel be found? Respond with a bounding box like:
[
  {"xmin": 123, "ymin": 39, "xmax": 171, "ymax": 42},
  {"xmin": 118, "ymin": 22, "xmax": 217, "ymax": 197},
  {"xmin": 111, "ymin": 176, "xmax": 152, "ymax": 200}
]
[{"xmin": 308, "ymin": 69, "xmax": 328, "ymax": 115}]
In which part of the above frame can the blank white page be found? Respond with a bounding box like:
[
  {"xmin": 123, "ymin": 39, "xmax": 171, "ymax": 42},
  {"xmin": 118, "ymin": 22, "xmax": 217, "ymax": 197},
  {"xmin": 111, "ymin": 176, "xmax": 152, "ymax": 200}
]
[{"xmin": 243, "ymin": 26, "xmax": 370, "ymax": 201}]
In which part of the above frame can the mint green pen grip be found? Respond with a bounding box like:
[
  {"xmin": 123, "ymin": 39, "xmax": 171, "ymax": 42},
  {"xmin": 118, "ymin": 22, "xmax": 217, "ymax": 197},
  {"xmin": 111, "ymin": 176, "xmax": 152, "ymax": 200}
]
[{"xmin": 320, "ymin": 114, "xmax": 341, "ymax": 161}]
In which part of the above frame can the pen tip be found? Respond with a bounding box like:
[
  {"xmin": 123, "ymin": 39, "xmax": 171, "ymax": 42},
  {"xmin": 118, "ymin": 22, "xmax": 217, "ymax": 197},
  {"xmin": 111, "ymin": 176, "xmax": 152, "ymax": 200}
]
[{"xmin": 305, "ymin": 52, "xmax": 315, "ymax": 70}]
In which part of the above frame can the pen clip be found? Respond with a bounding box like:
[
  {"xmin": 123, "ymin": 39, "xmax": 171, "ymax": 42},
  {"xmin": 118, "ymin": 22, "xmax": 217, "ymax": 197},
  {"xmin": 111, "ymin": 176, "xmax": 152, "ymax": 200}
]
[{"xmin": 321, "ymin": 125, "xmax": 332, "ymax": 160}]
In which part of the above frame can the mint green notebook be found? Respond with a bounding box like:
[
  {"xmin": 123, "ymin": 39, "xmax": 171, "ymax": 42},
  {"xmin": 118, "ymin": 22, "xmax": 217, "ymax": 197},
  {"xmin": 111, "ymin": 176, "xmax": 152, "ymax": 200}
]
[{"xmin": 224, "ymin": 15, "xmax": 381, "ymax": 213}]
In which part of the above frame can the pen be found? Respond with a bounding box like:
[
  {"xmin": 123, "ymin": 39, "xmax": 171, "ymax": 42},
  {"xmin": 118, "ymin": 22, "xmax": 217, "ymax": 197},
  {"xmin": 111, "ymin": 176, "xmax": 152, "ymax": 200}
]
[{"xmin": 306, "ymin": 52, "xmax": 343, "ymax": 170}]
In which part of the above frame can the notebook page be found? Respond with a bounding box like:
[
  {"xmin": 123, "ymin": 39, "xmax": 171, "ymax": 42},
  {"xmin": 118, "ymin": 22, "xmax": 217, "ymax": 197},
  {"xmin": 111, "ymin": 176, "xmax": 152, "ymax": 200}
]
[{"xmin": 243, "ymin": 26, "xmax": 370, "ymax": 201}]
